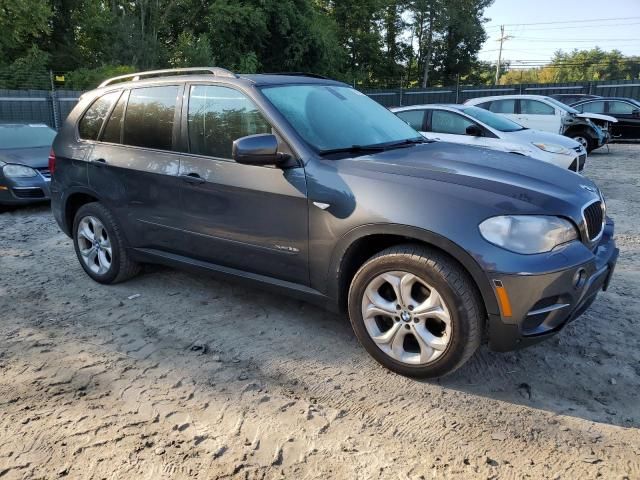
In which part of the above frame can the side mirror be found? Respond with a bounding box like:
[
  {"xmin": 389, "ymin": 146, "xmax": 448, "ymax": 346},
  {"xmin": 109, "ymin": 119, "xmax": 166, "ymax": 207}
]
[
  {"xmin": 465, "ymin": 124, "xmax": 483, "ymax": 137},
  {"xmin": 632, "ymin": 109, "xmax": 640, "ymax": 118},
  {"xmin": 232, "ymin": 134, "xmax": 288, "ymax": 166}
]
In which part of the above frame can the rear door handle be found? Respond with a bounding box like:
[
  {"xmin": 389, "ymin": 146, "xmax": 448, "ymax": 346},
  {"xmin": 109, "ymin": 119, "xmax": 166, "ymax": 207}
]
[
  {"xmin": 91, "ymin": 158, "xmax": 107, "ymax": 166},
  {"xmin": 180, "ymin": 173, "xmax": 205, "ymax": 184}
]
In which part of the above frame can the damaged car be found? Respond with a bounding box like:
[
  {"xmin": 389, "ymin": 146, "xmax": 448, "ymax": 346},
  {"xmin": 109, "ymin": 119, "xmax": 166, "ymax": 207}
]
[{"xmin": 464, "ymin": 94, "xmax": 617, "ymax": 153}]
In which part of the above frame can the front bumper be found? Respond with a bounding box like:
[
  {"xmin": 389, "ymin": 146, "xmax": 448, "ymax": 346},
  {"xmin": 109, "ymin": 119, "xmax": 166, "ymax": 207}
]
[
  {"xmin": 0, "ymin": 170, "xmax": 51, "ymax": 205},
  {"xmin": 487, "ymin": 217, "xmax": 618, "ymax": 352}
]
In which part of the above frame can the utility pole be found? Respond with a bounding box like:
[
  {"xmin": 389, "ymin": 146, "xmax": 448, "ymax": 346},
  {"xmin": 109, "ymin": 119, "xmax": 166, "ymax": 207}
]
[{"xmin": 495, "ymin": 25, "xmax": 512, "ymax": 84}]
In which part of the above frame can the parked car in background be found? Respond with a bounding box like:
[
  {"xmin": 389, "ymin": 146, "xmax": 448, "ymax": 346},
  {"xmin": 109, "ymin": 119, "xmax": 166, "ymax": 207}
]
[
  {"xmin": 570, "ymin": 97, "xmax": 640, "ymax": 142},
  {"xmin": 50, "ymin": 68, "xmax": 618, "ymax": 378},
  {"xmin": 0, "ymin": 123, "xmax": 55, "ymax": 206},
  {"xmin": 550, "ymin": 93, "xmax": 601, "ymax": 105},
  {"xmin": 464, "ymin": 95, "xmax": 616, "ymax": 152},
  {"xmin": 392, "ymin": 104, "xmax": 587, "ymax": 172}
]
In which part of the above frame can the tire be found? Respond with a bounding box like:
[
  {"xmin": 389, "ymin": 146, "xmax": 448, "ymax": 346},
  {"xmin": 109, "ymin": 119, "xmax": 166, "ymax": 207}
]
[
  {"xmin": 570, "ymin": 133, "xmax": 595, "ymax": 153},
  {"xmin": 72, "ymin": 202, "xmax": 140, "ymax": 284},
  {"xmin": 347, "ymin": 244, "xmax": 483, "ymax": 378}
]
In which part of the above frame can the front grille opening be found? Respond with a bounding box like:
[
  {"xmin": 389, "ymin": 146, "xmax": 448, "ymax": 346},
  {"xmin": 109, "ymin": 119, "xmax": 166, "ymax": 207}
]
[
  {"xmin": 530, "ymin": 296, "xmax": 560, "ymax": 311},
  {"xmin": 583, "ymin": 200, "xmax": 604, "ymax": 241},
  {"xmin": 13, "ymin": 188, "xmax": 44, "ymax": 199}
]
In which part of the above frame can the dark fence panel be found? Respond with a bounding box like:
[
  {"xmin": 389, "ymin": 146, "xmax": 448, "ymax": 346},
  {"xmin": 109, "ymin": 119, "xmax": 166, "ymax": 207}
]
[
  {"xmin": 0, "ymin": 89, "xmax": 82, "ymax": 129},
  {"xmin": 364, "ymin": 79, "xmax": 640, "ymax": 107}
]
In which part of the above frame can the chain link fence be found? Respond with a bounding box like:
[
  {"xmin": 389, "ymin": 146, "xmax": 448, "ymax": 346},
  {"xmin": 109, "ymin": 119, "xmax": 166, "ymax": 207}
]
[{"xmin": 1, "ymin": 69, "xmax": 640, "ymax": 129}]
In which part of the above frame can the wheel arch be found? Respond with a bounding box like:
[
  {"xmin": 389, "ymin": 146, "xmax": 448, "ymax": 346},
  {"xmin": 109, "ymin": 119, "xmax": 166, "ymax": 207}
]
[
  {"xmin": 327, "ymin": 224, "xmax": 499, "ymax": 316},
  {"xmin": 62, "ymin": 187, "xmax": 102, "ymax": 236}
]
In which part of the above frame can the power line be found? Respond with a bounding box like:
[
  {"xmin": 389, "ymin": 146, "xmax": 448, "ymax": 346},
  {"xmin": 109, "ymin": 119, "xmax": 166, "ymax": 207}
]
[{"xmin": 485, "ymin": 16, "xmax": 640, "ymax": 28}]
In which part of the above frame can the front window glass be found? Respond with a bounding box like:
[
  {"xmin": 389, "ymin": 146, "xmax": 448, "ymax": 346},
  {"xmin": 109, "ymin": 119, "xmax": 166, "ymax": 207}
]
[
  {"xmin": 188, "ymin": 85, "xmax": 272, "ymax": 159},
  {"xmin": 608, "ymin": 101, "xmax": 634, "ymax": 114},
  {"xmin": 430, "ymin": 110, "xmax": 475, "ymax": 135},
  {"xmin": 0, "ymin": 125, "xmax": 56, "ymax": 149},
  {"xmin": 488, "ymin": 99, "xmax": 515, "ymax": 114},
  {"xmin": 520, "ymin": 100, "xmax": 555, "ymax": 115},
  {"xmin": 545, "ymin": 97, "xmax": 579, "ymax": 114},
  {"xmin": 79, "ymin": 91, "xmax": 120, "ymax": 140},
  {"xmin": 123, "ymin": 85, "xmax": 179, "ymax": 150},
  {"xmin": 461, "ymin": 106, "xmax": 524, "ymax": 132},
  {"xmin": 396, "ymin": 110, "xmax": 426, "ymax": 131},
  {"xmin": 261, "ymin": 85, "xmax": 420, "ymax": 151}
]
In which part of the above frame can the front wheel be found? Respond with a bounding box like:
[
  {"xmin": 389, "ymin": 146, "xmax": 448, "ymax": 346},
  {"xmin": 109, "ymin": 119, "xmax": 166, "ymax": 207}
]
[
  {"xmin": 347, "ymin": 245, "xmax": 483, "ymax": 378},
  {"xmin": 570, "ymin": 134, "xmax": 595, "ymax": 153}
]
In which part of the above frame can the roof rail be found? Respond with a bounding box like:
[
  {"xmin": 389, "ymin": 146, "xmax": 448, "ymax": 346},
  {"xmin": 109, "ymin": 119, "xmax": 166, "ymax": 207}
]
[{"xmin": 98, "ymin": 67, "xmax": 236, "ymax": 88}]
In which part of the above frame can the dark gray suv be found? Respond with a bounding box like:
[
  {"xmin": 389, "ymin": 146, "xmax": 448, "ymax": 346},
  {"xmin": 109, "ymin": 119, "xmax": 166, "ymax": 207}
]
[{"xmin": 50, "ymin": 68, "xmax": 619, "ymax": 377}]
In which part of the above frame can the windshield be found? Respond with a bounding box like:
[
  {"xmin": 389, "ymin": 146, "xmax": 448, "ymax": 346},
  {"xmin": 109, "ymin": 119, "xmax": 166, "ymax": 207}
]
[
  {"xmin": 545, "ymin": 97, "xmax": 579, "ymax": 114},
  {"xmin": 0, "ymin": 125, "xmax": 56, "ymax": 149},
  {"xmin": 460, "ymin": 106, "xmax": 525, "ymax": 132},
  {"xmin": 261, "ymin": 85, "xmax": 421, "ymax": 152}
]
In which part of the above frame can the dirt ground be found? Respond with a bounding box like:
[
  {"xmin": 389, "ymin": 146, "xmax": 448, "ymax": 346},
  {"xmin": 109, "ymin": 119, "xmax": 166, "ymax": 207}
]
[{"xmin": 1, "ymin": 145, "xmax": 639, "ymax": 480}]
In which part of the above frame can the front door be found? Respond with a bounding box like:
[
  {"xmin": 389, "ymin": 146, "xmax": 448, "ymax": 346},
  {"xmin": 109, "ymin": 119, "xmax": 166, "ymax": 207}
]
[
  {"xmin": 607, "ymin": 100, "xmax": 640, "ymax": 140},
  {"xmin": 426, "ymin": 109, "xmax": 497, "ymax": 149},
  {"xmin": 517, "ymin": 99, "xmax": 561, "ymax": 133},
  {"xmin": 177, "ymin": 84, "xmax": 309, "ymax": 285}
]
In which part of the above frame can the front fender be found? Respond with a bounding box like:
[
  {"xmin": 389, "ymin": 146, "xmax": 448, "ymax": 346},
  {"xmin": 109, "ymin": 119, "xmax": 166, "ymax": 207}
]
[{"xmin": 326, "ymin": 223, "xmax": 499, "ymax": 316}]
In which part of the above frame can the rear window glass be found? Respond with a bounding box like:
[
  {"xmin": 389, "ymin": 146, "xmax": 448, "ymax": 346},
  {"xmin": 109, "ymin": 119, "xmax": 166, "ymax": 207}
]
[
  {"xmin": 396, "ymin": 110, "xmax": 426, "ymax": 131},
  {"xmin": 123, "ymin": 86, "xmax": 179, "ymax": 150},
  {"xmin": 78, "ymin": 91, "xmax": 120, "ymax": 140},
  {"xmin": 489, "ymin": 99, "xmax": 515, "ymax": 114}
]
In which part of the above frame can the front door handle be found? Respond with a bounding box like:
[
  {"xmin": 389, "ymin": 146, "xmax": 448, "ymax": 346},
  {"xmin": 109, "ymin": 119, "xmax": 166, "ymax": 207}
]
[
  {"xmin": 180, "ymin": 172, "xmax": 205, "ymax": 184},
  {"xmin": 91, "ymin": 158, "xmax": 107, "ymax": 166}
]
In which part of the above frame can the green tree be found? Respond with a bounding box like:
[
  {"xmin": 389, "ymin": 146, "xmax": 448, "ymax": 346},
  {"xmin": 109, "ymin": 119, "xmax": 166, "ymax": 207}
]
[{"xmin": 0, "ymin": 0, "xmax": 51, "ymax": 63}]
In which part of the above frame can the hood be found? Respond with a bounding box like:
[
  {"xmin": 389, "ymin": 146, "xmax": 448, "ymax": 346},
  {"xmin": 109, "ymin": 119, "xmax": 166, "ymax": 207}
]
[
  {"xmin": 576, "ymin": 112, "xmax": 618, "ymax": 123},
  {"xmin": 337, "ymin": 142, "xmax": 600, "ymax": 213},
  {"xmin": 0, "ymin": 146, "xmax": 50, "ymax": 168},
  {"xmin": 505, "ymin": 129, "xmax": 582, "ymax": 149}
]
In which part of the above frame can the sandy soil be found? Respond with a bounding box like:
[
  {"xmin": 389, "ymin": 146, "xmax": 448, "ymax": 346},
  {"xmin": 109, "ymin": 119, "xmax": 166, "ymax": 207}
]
[{"xmin": 1, "ymin": 145, "xmax": 639, "ymax": 480}]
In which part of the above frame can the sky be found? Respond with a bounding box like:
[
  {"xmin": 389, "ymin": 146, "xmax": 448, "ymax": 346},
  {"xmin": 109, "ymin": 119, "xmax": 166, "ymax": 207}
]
[{"xmin": 478, "ymin": 0, "xmax": 640, "ymax": 66}]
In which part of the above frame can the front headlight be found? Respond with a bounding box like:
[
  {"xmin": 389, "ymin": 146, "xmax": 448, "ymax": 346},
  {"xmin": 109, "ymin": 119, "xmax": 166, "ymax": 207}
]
[
  {"xmin": 3, "ymin": 164, "xmax": 37, "ymax": 178},
  {"xmin": 532, "ymin": 143, "xmax": 571, "ymax": 155},
  {"xmin": 479, "ymin": 215, "xmax": 578, "ymax": 254}
]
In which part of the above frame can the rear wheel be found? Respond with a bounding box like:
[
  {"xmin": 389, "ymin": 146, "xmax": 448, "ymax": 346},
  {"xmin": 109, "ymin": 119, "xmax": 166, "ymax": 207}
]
[
  {"xmin": 347, "ymin": 245, "xmax": 483, "ymax": 378},
  {"xmin": 73, "ymin": 202, "xmax": 140, "ymax": 284}
]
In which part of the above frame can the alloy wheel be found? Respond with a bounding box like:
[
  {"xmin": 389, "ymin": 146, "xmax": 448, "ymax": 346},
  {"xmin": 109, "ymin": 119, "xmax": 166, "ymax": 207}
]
[
  {"xmin": 360, "ymin": 270, "xmax": 452, "ymax": 365},
  {"xmin": 76, "ymin": 215, "xmax": 112, "ymax": 275}
]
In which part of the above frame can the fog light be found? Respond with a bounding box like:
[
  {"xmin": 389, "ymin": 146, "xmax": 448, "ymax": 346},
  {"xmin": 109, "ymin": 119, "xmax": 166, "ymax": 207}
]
[{"xmin": 573, "ymin": 268, "xmax": 587, "ymax": 289}]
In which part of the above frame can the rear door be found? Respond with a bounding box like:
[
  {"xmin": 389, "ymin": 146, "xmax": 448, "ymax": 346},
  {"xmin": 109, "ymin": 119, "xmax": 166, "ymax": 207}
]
[
  {"xmin": 486, "ymin": 99, "xmax": 520, "ymax": 125},
  {"xmin": 518, "ymin": 99, "xmax": 561, "ymax": 133},
  {"xmin": 177, "ymin": 83, "xmax": 309, "ymax": 285},
  {"xmin": 606, "ymin": 100, "xmax": 640, "ymax": 140},
  {"xmin": 87, "ymin": 84, "xmax": 186, "ymax": 252}
]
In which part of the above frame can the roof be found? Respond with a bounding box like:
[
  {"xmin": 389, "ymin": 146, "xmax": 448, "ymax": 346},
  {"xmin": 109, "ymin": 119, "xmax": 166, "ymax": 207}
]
[
  {"xmin": 571, "ymin": 96, "xmax": 640, "ymax": 104},
  {"xmin": 391, "ymin": 104, "xmax": 467, "ymax": 111},
  {"xmin": 92, "ymin": 70, "xmax": 347, "ymax": 93},
  {"xmin": 238, "ymin": 74, "xmax": 347, "ymax": 87}
]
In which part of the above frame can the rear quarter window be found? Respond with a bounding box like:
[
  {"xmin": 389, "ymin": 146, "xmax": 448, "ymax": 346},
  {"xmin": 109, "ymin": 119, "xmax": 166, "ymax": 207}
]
[{"xmin": 78, "ymin": 91, "xmax": 120, "ymax": 140}]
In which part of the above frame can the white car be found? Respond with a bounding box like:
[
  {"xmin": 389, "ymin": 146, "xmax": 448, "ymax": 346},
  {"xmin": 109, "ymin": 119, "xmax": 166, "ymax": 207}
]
[
  {"xmin": 391, "ymin": 104, "xmax": 587, "ymax": 172},
  {"xmin": 463, "ymin": 94, "xmax": 617, "ymax": 153}
]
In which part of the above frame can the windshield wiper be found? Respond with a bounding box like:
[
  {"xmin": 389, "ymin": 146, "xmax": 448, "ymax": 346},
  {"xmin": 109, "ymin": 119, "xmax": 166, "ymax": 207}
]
[
  {"xmin": 382, "ymin": 137, "xmax": 431, "ymax": 148},
  {"xmin": 318, "ymin": 144, "xmax": 387, "ymax": 156}
]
